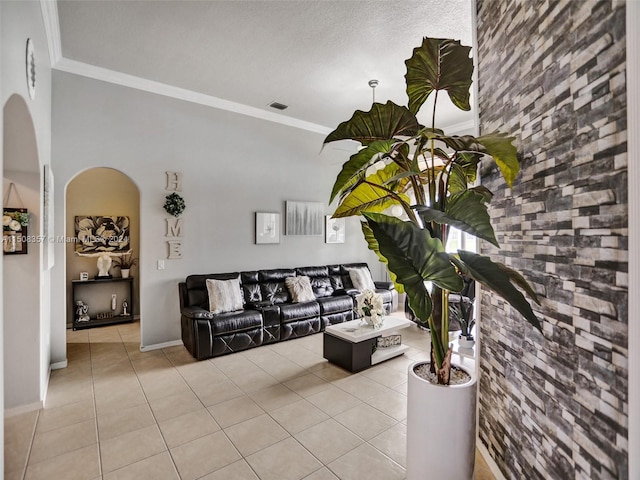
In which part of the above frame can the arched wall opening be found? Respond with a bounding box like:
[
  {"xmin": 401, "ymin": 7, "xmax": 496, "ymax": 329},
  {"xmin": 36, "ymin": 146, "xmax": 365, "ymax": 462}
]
[
  {"xmin": 65, "ymin": 168, "xmax": 141, "ymax": 334},
  {"xmin": 3, "ymin": 94, "xmax": 43, "ymax": 409}
]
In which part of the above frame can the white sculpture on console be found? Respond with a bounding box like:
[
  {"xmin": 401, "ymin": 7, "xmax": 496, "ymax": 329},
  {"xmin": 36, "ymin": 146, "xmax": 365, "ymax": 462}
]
[{"xmin": 76, "ymin": 250, "xmax": 130, "ymax": 278}]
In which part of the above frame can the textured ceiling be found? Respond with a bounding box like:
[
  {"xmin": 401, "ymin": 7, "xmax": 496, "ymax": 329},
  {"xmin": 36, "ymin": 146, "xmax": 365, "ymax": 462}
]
[{"xmin": 57, "ymin": 0, "xmax": 474, "ymax": 131}]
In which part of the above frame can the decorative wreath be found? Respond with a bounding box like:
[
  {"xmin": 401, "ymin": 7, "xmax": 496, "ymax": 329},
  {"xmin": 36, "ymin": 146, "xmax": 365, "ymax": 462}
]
[{"xmin": 163, "ymin": 193, "xmax": 186, "ymax": 217}]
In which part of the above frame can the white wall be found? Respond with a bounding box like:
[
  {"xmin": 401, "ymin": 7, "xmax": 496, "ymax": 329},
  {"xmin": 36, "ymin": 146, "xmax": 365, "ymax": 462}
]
[
  {"xmin": 1, "ymin": 0, "xmax": 52, "ymax": 417},
  {"xmin": 51, "ymin": 71, "xmax": 379, "ymax": 355},
  {"xmin": 2, "ymin": 173, "xmax": 41, "ymax": 409}
]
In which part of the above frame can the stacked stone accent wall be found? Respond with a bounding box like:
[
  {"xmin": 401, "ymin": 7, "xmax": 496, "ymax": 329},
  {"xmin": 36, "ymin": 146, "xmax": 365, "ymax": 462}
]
[{"xmin": 476, "ymin": 1, "xmax": 628, "ymax": 479}]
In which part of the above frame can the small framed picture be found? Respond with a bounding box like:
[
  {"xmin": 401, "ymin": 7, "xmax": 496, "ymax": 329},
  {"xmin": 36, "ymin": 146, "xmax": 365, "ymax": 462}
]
[
  {"xmin": 79, "ymin": 272, "xmax": 89, "ymax": 281},
  {"xmin": 325, "ymin": 216, "xmax": 345, "ymax": 244},
  {"xmin": 255, "ymin": 212, "xmax": 280, "ymax": 244}
]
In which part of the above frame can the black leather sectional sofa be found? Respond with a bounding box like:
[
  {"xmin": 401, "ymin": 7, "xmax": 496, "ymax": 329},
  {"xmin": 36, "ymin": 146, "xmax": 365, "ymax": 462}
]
[{"xmin": 179, "ymin": 263, "xmax": 397, "ymax": 360}]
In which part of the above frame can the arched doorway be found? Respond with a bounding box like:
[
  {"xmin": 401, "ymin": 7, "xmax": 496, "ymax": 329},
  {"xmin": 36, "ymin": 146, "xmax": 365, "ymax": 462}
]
[
  {"xmin": 3, "ymin": 94, "xmax": 43, "ymax": 409},
  {"xmin": 64, "ymin": 168, "xmax": 141, "ymax": 340}
]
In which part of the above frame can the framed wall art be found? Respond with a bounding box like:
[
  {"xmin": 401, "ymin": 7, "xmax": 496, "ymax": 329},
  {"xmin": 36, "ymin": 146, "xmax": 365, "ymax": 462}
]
[
  {"xmin": 285, "ymin": 201, "xmax": 323, "ymax": 236},
  {"xmin": 74, "ymin": 216, "xmax": 130, "ymax": 254},
  {"xmin": 255, "ymin": 212, "xmax": 280, "ymax": 244},
  {"xmin": 325, "ymin": 216, "xmax": 345, "ymax": 244}
]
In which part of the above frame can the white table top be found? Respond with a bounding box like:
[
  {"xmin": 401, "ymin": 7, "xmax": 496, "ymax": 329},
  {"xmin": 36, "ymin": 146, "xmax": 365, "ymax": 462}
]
[{"xmin": 325, "ymin": 315, "xmax": 412, "ymax": 343}]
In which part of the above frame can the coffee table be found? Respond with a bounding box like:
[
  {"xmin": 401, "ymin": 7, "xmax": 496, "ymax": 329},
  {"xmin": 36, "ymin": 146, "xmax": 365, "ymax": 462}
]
[{"xmin": 323, "ymin": 315, "xmax": 412, "ymax": 372}]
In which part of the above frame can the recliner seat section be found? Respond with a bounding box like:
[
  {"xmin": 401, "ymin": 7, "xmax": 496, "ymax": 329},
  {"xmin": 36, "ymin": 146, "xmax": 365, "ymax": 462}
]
[{"xmin": 178, "ymin": 263, "xmax": 398, "ymax": 360}]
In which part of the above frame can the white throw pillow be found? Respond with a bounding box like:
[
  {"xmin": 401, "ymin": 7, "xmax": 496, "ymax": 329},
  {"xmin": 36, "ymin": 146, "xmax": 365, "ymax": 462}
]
[
  {"xmin": 285, "ymin": 276, "xmax": 316, "ymax": 303},
  {"xmin": 206, "ymin": 277, "xmax": 244, "ymax": 314},
  {"xmin": 348, "ymin": 267, "xmax": 376, "ymax": 291}
]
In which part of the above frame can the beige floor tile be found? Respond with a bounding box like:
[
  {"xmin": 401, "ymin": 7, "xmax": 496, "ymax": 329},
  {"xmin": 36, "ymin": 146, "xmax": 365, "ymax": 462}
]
[
  {"xmin": 368, "ymin": 423, "xmax": 406, "ymax": 467},
  {"xmin": 103, "ymin": 451, "xmax": 179, "ymax": 480},
  {"xmin": 327, "ymin": 443, "xmax": 405, "ymax": 480},
  {"xmin": 44, "ymin": 377, "xmax": 94, "ymax": 408},
  {"xmin": 246, "ymin": 437, "xmax": 322, "ymax": 480},
  {"xmin": 97, "ymin": 403, "xmax": 156, "ymax": 441},
  {"xmin": 306, "ymin": 385, "xmax": 362, "ymax": 417},
  {"xmin": 283, "ymin": 373, "xmax": 331, "ymax": 398},
  {"xmin": 302, "ymin": 467, "xmax": 339, "ymax": 480},
  {"xmin": 198, "ymin": 459, "xmax": 259, "ymax": 480},
  {"xmin": 147, "ymin": 390, "xmax": 203, "ymax": 421},
  {"xmin": 137, "ymin": 369, "xmax": 191, "ymax": 400},
  {"xmin": 36, "ymin": 398, "xmax": 95, "ymax": 433},
  {"xmin": 230, "ymin": 368, "xmax": 281, "ymax": 393},
  {"xmin": 332, "ymin": 375, "xmax": 390, "ymax": 401},
  {"xmin": 362, "ymin": 365, "xmax": 408, "ymax": 388},
  {"xmin": 393, "ymin": 382, "xmax": 408, "ymax": 395},
  {"xmin": 24, "ymin": 443, "xmax": 100, "ymax": 480},
  {"xmin": 249, "ymin": 384, "xmax": 303, "ymax": 412},
  {"xmin": 310, "ymin": 363, "xmax": 352, "ymax": 382},
  {"xmin": 95, "ymin": 387, "xmax": 148, "ymax": 416},
  {"xmin": 259, "ymin": 358, "xmax": 308, "ymax": 382},
  {"xmin": 363, "ymin": 389, "xmax": 407, "ymax": 421},
  {"xmin": 100, "ymin": 424, "xmax": 166, "ymax": 473},
  {"xmin": 190, "ymin": 378, "xmax": 245, "ymax": 407},
  {"xmin": 29, "ymin": 418, "xmax": 97, "ymax": 464},
  {"xmin": 4, "ymin": 468, "xmax": 24, "ymax": 480},
  {"xmin": 295, "ymin": 419, "xmax": 363, "ymax": 464},
  {"xmin": 211, "ymin": 354, "xmax": 256, "ymax": 378},
  {"xmin": 158, "ymin": 408, "xmax": 220, "ymax": 448},
  {"xmin": 383, "ymin": 354, "xmax": 414, "ymax": 373},
  {"xmin": 170, "ymin": 431, "xmax": 241, "ymax": 480},
  {"xmin": 207, "ymin": 395, "xmax": 264, "ymax": 428},
  {"xmin": 5, "ymin": 410, "xmax": 38, "ymax": 473},
  {"xmin": 269, "ymin": 399, "xmax": 329, "ymax": 435},
  {"xmin": 224, "ymin": 414, "xmax": 290, "ymax": 456},
  {"xmin": 334, "ymin": 404, "xmax": 397, "ymax": 440}
]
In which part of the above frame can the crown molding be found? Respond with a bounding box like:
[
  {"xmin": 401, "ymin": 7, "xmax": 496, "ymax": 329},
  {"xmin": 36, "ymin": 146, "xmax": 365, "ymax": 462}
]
[
  {"xmin": 53, "ymin": 57, "xmax": 333, "ymax": 135},
  {"xmin": 443, "ymin": 119, "xmax": 476, "ymax": 135},
  {"xmin": 40, "ymin": 0, "xmax": 62, "ymax": 66}
]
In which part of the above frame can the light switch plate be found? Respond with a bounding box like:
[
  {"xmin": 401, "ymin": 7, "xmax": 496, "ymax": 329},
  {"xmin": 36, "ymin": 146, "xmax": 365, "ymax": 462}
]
[{"xmin": 157, "ymin": 260, "xmax": 165, "ymax": 270}]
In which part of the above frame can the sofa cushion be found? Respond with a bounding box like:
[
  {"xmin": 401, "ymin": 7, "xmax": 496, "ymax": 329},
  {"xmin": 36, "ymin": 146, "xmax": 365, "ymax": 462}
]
[
  {"xmin": 348, "ymin": 267, "xmax": 376, "ymax": 291},
  {"xmin": 279, "ymin": 301, "xmax": 320, "ymax": 322},
  {"xmin": 317, "ymin": 295, "xmax": 353, "ymax": 315},
  {"xmin": 376, "ymin": 288, "xmax": 393, "ymax": 305},
  {"xmin": 285, "ymin": 276, "xmax": 316, "ymax": 303},
  {"xmin": 206, "ymin": 277, "xmax": 244, "ymax": 314},
  {"xmin": 211, "ymin": 310, "xmax": 263, "ymax": 335},
  {"xmin": 261, "ymin": 282, "xmax": 292, "ymax": 304},
  {"xmin": 185, "ymin": 273, "xmax": 240, "ymax": 308}
]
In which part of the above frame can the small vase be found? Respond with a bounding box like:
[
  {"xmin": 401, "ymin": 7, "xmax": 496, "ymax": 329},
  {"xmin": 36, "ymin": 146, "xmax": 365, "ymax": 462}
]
[
  {"xmin": 362, "ymin": 315, "xmax": 384, "ymax": 329},
  {"xmin": 121, "ymin": 269, "xmax": 130, "ymax": 278},
  {"xmin": 458, "ymin": 334, "xmax": 475, "ymax": 348},
  {"xmin": 3, "ymin": 232, "xmax": 17, "ymax": 253}
]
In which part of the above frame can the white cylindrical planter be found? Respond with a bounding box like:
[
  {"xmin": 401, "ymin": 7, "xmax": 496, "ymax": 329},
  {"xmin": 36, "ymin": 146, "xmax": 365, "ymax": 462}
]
[
  {"xmin": 121, "ymin": 269, "xmax": 130, "ymax": 278},
  {"xmin": 407, "ymin": 361, "xmax": 478, "ymax": 480}
]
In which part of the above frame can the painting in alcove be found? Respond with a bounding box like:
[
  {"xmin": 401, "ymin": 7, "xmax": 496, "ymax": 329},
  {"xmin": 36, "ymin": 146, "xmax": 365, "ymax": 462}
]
[{"xmin": 75, "ymin": 216, "xmax": 130, "ymax": 253}]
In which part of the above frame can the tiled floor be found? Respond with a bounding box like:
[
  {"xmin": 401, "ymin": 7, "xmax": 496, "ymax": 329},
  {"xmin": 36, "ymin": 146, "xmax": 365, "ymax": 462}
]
[{"xmin": 5, "ymin": 321, "xmax": 495, "ymax": 480}]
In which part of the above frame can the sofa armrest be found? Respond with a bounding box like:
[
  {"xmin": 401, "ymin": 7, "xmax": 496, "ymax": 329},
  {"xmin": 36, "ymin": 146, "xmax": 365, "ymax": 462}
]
[
  {"xmin": 374, "ymin": 281, "xmax": 394, "ymax": 291},
  {"xmin": 181, "ymin": 306, "xmax": 214, "ymax": 320}
]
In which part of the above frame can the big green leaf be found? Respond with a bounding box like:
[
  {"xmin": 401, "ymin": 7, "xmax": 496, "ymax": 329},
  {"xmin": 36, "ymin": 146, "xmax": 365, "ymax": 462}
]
[
  {"xmin": 330, "ymin": 140, "xmax": 396, "ymax": 204},
  {"xmin": 361, "ymin": 222, "xmax": 404, "ymax": 294},
  {"xmin": 405, "ymin": 37, "xmax": 473, "ymax": 115},
  {"xmin": 477, "ymin": 132, "xmax": 520, "ymax": 188},
  {"xmin": 363, "ymin": 213, "xmax": 463, "ymax": 323},
  {"xmin": 415, "ymin": 190, "xmax": 500, "ymax": 247},
  {"xmin": 430, "ymin": 133, "xmax": 520, "ymax": 188},
  {"xmin": 333, "ymin": 164, "xmax": 410, "ymax": 218},
  {"xmin": 324, "ymin": 101, "xmax": 421, "ymax": 145},
  {"xmin": 456, "ymin": 250, "xmax": 542, "ymax": 332}
]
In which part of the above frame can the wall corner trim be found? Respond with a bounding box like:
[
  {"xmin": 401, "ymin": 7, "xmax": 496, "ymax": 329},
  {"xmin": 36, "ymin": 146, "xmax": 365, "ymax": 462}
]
[
  {"xmin": 4, "ymin": 401, "xmax": 44, "ymax": 418},
  {"xmin": 50, "ymin": 360, "xmax": 68, "ymax": 370},
  {"xmin": 40, "ymin": 0, "xmax": 62, "ymax": 66}
]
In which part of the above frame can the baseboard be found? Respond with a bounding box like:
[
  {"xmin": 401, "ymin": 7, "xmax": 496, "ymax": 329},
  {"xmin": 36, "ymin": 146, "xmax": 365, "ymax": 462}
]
[
  {"xmin": 51, "ymin": 360, "xmax": 68, "ymax": 370},
  {"xmin": 477, "ymin": 440, "xmax": 507, "ymax": 480},
  {"xmin": 5, "ymin": 401, "xmax": 44, "ymax": 418},
  {"xmin": 140, "ymin": 339, "xmax": 183, "ymax": 352}
]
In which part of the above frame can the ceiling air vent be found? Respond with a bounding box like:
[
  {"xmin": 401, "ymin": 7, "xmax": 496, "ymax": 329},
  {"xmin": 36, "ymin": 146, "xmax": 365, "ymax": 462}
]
[{"xmin": 268, "ymin": 101, "xmax": 288, "ymax": 111}]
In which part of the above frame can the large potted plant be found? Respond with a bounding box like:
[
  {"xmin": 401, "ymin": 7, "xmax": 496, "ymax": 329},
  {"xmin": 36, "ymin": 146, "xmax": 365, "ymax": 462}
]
[{"xmin": 324, "ymin": 37, "xmax": 542, "ymax": 479}]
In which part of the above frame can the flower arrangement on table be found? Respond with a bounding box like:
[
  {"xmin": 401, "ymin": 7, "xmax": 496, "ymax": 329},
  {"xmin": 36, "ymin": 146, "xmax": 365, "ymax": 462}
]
[
  {"xmin": 355, "ymin": 289, "xmax": 385, "ymax": 329},
  {"xmin": 3, "ymin": 211, "xmax": 29, "ymax": 232}
]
